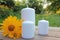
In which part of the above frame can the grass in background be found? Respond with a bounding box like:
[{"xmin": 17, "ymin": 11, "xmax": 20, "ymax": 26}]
[
  {"xmin": 0, "ymin": 13, "xmax": 60, "ymax": 27},
  {"xmin": 0, "ymin": 19, "xmax": 3, "ymax": 23},
  {"xmin": 36, "ymin": 14, "xmax": 60, "ymax": 27}
]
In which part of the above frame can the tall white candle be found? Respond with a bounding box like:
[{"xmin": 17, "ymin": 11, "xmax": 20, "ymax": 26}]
[
  {"xmin": 22, "ymin": 21, "xmax": 35, "ymax": 38},
  {"xmin": 21, "ymin": 8, "xmax": 35, "ymax": 23},
  {"xmin": 38, "ymin": 20, "xmax": 49, "ymax": 35}
]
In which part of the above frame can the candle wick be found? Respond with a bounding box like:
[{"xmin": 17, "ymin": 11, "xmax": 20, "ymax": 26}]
[
  {"xmin": 26, "ymin": 0, "xmax": 29, "ymax": 8},
  {"xmin": 27, "ymin": 4, "xmax": 29, "ymax": 8}
]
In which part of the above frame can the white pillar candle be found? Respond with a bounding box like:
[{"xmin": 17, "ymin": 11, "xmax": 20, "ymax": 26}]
[
  {"xmin": 21, "ymin": 8, "xmax": 35, "ymax": 23},
  {"xmin": 38, "ymin": 20, "xmax": 49, "ymax": 35},
  {"xmin": 22, "ymin": 21, "xmax": 35, "ymax": 38}
]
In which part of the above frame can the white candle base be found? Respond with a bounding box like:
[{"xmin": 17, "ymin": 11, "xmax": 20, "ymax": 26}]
[{"xmin": 22, "ymin": 21, "xmax": 35, "ymax": 38}]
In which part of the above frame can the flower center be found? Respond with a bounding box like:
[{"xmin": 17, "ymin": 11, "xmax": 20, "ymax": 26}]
[{"xmin": 8, "ymin": 25, "xmax": 15, "ymax": 31}]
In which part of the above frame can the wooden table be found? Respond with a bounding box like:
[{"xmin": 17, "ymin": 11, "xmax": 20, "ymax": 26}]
[{"xmin": 0, "ymin": 27, "xmax": 60, "ymax": 40}]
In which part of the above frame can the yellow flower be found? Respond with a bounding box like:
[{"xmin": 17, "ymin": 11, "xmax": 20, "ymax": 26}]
[{"xmin": 2, "ymin": 16, "xmax": 23, "ymax": 38}]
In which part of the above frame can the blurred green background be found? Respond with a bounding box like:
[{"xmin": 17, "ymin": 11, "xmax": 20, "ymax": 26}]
[{"xmin": 0, "ymin": 0, "xmax": 60, "ymax": 27}]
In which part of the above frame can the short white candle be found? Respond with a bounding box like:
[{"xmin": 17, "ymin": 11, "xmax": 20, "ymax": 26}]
[
  {"xmin": 38, "ymin": 20, "xmax": 49, "ymax": 35},
  {"xmin": 22, "ymin": 21, "xmax": 35, "ymax": 38},
  {"xmin": 21, "ymin": 8, "xmax": 35, "ymax": 23}
]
